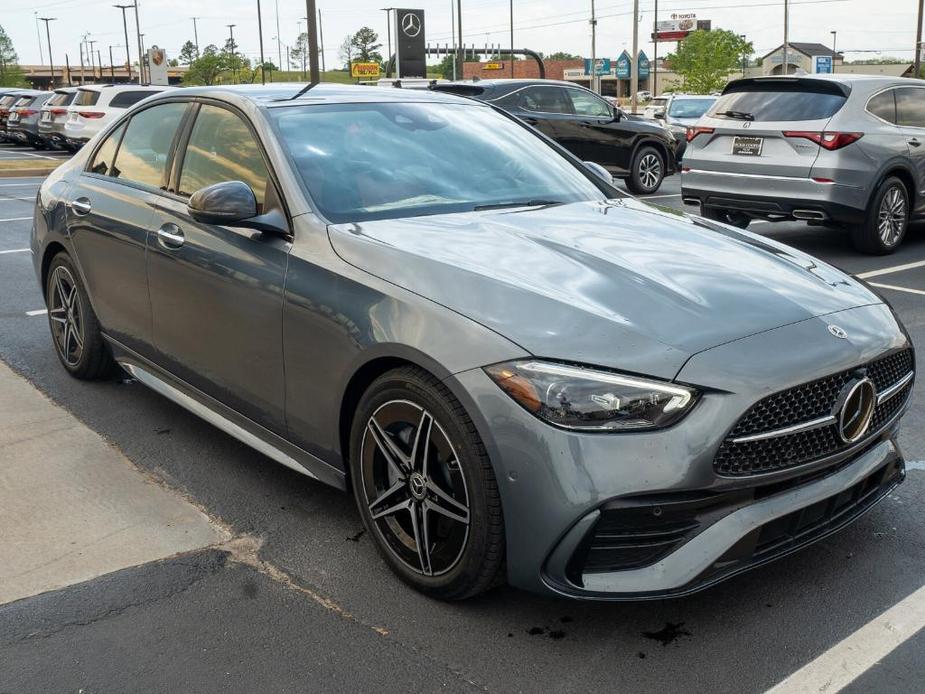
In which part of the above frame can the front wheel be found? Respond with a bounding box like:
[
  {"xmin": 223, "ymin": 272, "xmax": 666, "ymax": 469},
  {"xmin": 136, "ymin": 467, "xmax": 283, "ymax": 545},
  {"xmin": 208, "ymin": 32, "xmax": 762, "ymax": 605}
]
[
  {"xmin": 349, "ymin": 366, "xmax": 505, "ymax": 600},
  {"xmin": 852, "ymin": 177, "xmax": 909, "ymax": 254},
  {"xmin": 701, "ymin": 206, "xmax": 751, "ymax": 229},
  {"xmin": 625, "ymin": 145, "xmax": 665, "ymax": 194}
]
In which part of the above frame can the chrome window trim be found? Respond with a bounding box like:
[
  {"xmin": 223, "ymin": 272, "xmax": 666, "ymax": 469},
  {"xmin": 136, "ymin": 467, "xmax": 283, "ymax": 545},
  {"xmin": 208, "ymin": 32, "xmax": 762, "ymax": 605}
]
[{"xmin": 865, "ymin": 85, "xmax": 900, "ymax": 127}]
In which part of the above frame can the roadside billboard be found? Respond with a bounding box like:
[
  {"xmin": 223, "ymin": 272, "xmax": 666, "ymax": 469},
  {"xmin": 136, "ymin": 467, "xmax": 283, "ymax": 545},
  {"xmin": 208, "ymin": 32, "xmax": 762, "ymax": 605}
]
[
  {"xmin": 652, "ymin": 14, "xmax": 711, "ymax": 42},
  {"xmin": 813, "ymin": 55, "xmax": 833, "ymax": 74},
  {"xmin": 615, "ymin": 51, "xmax": 631, "ymax": 79},
  {"xmin": 351, "ymin": 62, "xmax": 382, "ymax": 78},
  {"xmin": 637, "ymin": 52, "xmax": 650, "ymax": 79},
  {"xmin": 584, "ymin": 58, "xmax": 612, "ymax": 76},
  {"xmin": 148, "ymin": 46, "xmax": 169, "ymax": 86}
]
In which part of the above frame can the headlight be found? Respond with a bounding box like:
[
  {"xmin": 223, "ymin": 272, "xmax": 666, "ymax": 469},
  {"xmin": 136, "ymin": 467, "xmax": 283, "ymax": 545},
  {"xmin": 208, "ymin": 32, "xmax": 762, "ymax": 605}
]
[{"xmin": 484, "ymin": 360, "xmax": 697, "ymax": 432}]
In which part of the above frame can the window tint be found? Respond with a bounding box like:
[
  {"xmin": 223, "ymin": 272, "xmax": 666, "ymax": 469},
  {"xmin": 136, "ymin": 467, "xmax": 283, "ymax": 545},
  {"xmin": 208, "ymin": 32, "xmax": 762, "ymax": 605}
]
[
  {"xmin": 109, "ymin": 90, "xmax": 160, "ymax": 109},
  {"xmin": 668, "ymin": 98, "xmax": 716, "ymax": 118},
  {"xmin": 867, "ymin": 90, "xmax": 897, "ymax": 124},
  {"xmin": 0, "ymin": 96, "xmax": 17, "ymax": 108},
  {"xmin": 178, "ymin": 105, "xmax": 269, "ymax": 209},
  {"xmin": 896, "ymin": 88, "xmax": 925, "ymax": 128},
  {"xmin": 89, "ymin": 123, "xmax": 126, "ymax": 176},
  {"xmin": 567, "ymin": 89, "xmax": 612, "ymax": 118},
  {"xmin": 110, "ymin": 102, "xmax": 186, "ymax": 187},
  {"xmin": 12, "ymin": 97, "xmax": 32, "ymax": 108},
  {"xmin": 710, "ymin": 89, "xmax": 846, "ymax": 121},
  {"xmin": 74, "ymin": 90, "xmax": 100, "ymax": 106},
  {"xmin": 48, "ymin": 91, "xmax": 75, "ymax": 106},
  {"xmin": 521, "ymin": 86, "xmax": 573, "ymax": 114}
]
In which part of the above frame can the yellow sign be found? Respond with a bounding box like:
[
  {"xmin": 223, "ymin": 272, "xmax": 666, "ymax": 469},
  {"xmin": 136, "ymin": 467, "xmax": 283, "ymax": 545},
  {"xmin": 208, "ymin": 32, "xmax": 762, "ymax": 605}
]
[
  {"xmin": 350, "ymin": 62, "xmax": 381, "ymax": 78},
  {"xmin": 483, "ymin": 62, "xmax": 505, "ymax": 71}
]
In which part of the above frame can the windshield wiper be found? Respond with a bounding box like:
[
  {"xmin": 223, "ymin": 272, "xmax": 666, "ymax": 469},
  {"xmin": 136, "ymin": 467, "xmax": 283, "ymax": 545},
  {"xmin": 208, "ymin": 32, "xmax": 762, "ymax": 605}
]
[
  {"xmin": 717, "ymin": 110, "xmax": 754, "ymax": 121},
  {"xmin": 473, "ymin": 199, "xmax": 565, "ymax": 211}
]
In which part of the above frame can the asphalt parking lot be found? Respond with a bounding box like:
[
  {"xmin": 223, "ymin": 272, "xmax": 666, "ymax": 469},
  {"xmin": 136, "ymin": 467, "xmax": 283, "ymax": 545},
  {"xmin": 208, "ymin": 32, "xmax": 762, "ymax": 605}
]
[
  {"xmin": 1, "ymin": 171, "xmax": 924, "ymax": 693},
  {"xmin": 0, "ymin": 141, "xmax": 72, "ymax": 161}
]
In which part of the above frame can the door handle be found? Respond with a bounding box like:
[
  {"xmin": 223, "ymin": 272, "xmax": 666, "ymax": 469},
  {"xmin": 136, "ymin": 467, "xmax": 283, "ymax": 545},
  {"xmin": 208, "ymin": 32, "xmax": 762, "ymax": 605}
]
[
  {"xmin": 909, "ymin": 138, "xmax": 922, "ymax": 147},
  {"xmin": 70, "ymin": 197, "xmax": 91, "ymax": 215},
  {"xmin": 156, "ymin": 224, "xmax": 185, "ymax": 249}
]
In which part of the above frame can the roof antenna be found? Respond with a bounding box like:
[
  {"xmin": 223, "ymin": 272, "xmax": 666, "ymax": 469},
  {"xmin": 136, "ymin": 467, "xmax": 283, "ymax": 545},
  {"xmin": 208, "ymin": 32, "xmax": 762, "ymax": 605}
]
[{"xmin": 286, "ymin": 79, "xmax": 321, "ymax": 101}]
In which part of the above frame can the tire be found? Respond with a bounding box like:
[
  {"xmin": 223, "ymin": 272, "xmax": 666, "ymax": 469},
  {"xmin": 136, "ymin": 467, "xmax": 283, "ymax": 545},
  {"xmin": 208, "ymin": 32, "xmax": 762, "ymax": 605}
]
[
  {"xmin": 349, "ymin": 366, "xmax": 505, "ymax": 600},
  {"xmin": 625, "ymin": 145, "xmax": 665, "ymax": 194},
  {"xmin": 852, "ymin": 177, "xmax": 909, "ymax": 255},
  {"xmin": 702, "ymin": 206, "xmax": 751, "ymax": 229},
  {"xmin": 45, "ymin": 252, "xmax": 114, "ymax": 379}
]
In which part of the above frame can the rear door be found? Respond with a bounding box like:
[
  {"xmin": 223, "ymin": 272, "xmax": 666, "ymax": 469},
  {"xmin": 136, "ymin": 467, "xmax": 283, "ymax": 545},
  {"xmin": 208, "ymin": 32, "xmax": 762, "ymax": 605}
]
[
  {"xmin": 146, "ymin": 101, "xmax": 290, "ymax": 434},
  {"xmin": 691, "ymin": 78, "xmax": 849, "ymax": 178},
  {"xmin": 895, "ymin": 86, "xmax": 925, "ymax": 209},
  {"xmin": 500, "ymin": 85, "xmax": 581, "ymax": 153}
]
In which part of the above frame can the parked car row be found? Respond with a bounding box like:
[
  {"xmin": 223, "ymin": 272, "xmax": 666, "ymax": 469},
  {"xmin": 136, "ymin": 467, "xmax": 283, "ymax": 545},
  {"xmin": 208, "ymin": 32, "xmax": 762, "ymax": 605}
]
[{"xmin": 0, "ymin": 84, "xmax": 169, "ymax": 151}]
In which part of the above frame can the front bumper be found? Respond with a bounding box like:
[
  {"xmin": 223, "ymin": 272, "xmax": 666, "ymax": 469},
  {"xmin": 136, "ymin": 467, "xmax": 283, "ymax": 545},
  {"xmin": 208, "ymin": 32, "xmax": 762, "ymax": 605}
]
[{"xmin": 681, "ymin": 169, "xmax": 868, "ymax": 225}]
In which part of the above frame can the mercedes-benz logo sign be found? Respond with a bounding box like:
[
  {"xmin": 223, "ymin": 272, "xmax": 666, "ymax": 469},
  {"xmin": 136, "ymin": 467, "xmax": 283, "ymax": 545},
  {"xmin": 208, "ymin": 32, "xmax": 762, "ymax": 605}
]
[
  {"xmin": 401, "ymin": 12, "xmax": 422, "ymax": 37},
  {"xmin": 836, "ymin": 378, "xmax": 876, "ymax": 443},
  {"xmin": 408, "ymin": 472, "xmax": 427, "ymax": 499},
  {"xmin": 828, "ymin": 324, "xmax": 848, "ymax": 339}
]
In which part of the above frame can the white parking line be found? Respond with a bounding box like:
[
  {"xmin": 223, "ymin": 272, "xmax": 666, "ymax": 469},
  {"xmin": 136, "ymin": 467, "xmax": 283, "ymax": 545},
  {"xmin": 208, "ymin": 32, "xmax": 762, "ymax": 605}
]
[
  {"xmin": 765, "ymin": 582, "xmax": 925, "ymax": 694},
  {"xmin": 643, "ymin": 193, "xmax": 683, "ymax": 200},
  {"xmin": 25, "ymin": 309, "xmax": 47, "ymax": 316},
  {"xmin": 0, "ymin": 150, "xmax": 57, "ymax": 160},
  {"xmin": 907, "ymin": 461, "xmax": 925, "ymax": 472},
  {"xmin": 0, "ymin": 197, "xmax": 34, "ymax": 202},
  {"xmin": 856, "ymin": 259, "xmax": 925, "ymax": 280},
  {"xmin": 0, "ymin": 216, "xmax": 31, "ymax": 222},
  {"xmin": 869, "ymin": 282, "xmax": 925, "ymax": 297},
  {"xmin": 0, "ymin": 183, "xmax": 41, "ymax": 187},
  {"xmin": 0, "ymin": 248, "xmax": 29, "ymax": 255}
]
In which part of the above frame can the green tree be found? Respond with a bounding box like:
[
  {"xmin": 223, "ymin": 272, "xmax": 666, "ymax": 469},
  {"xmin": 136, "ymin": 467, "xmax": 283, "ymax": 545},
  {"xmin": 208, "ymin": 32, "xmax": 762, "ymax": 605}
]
[
  {"xmin": 182, "ymin": 44, "xmax": 224, "ymax": 85},
  {"xmin": 0, "ymin": 25, "xmax": 26, "ymax": 87},
  {"xmin": 350, "ymin": 26, "xmax": 382, "ymax": 63},
  {"xmin": 543, "ymin": 51, "xmax": 580, "ymax": 61},
  {"xmin": 338, "ymin": 34, "xmax": 354, "ymax": 70},
  {"xmin": 179, "ymin": 40, "xmax": 198, "ymax": 65},
  {"xmin": 290, "ymin": 32, "xmax": 307, "ymax": 72},
  {"xmin": 665, "ymin": 29, "xmax": 752, "ymax": 94}
]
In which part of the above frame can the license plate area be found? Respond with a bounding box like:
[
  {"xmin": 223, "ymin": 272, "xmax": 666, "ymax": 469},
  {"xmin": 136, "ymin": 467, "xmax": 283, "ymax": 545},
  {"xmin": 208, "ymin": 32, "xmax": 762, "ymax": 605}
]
[
  {"xmin": 732, "ymin": 136, "xmax": 763, "ymax": 156},
  {"xmin": 41, "ymin": 111, "xmax": 52, "ymax": 122}
]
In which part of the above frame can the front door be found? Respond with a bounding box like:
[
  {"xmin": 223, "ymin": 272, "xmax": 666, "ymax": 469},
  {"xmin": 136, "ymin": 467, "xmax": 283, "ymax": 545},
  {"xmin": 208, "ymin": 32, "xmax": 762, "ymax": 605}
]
[
  {"xmin": 146, "ymin": 103, "xmax": 290, "ymax": 434},
  {"xmin": 564, "ymin": 87, "xmax": 632, "ymax": 173}
]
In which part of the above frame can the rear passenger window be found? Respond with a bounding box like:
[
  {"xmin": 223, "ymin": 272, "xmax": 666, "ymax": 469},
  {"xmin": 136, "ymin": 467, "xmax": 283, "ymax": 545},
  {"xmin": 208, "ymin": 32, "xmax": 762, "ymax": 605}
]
[
  {"xmin": 521, "ymin": 86, "xmax": 573, "ymax": 114},
  {"xmin": 109, "ymin": 90, "xmax": 161, "ymax": 109},
  {"xmin": 896, "ymin": 88, "xmax": 925, "ymax": 128},
  {"xmin": 109, "ymin": 102, "xmax": 186, "ymax": 188},
  {"xmin": 867, "ymin": 90, "xmax": 897, "ymax": 123},
  {"xmin": 89, "ymin": 123, "xmax": 126, "ymax": 176},
  {"xmin": 178, "ymin": 105, "xmax": 270, "ymax": 209}
]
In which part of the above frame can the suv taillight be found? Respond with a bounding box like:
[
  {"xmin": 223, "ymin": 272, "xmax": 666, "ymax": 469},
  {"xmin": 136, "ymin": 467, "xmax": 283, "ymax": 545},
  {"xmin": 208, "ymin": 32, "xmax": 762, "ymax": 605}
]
[
  {"xmin": 783, "ymin": 131, "xmax": 863, "ymax": 150},
  {"xmin": 686, "ymin": 126, "xmax": 714, "ymax": 143},
  {"xmin": 78, "ymin": 111, "xmax": 105, "ymax": 119},
  {"xmin": 18, "ymin": 109, "xmax": 37, "ymax": 117},
  {"xmin": 50, "ymin": 108, "xmax": 68, "ymax": 115}
]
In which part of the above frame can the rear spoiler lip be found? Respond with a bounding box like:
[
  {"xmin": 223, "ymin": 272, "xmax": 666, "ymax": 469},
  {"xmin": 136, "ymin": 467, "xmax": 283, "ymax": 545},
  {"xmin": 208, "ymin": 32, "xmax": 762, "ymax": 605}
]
[{"xmin": 721, "ymin": 77, "xmax": 851, "ymax": 98}]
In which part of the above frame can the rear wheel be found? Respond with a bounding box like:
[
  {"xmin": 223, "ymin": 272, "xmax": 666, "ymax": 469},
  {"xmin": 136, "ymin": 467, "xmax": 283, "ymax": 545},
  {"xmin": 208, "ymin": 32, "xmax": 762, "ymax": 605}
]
[
  {"xmin": 701, "ymin": 206, "xmax": 751, "ymax": 229},
  {"xmin": 853, "ymin": 177, "xmax": 908, "ymax": 254},
  {"xmin": 349, "ymin": 366, "xmax": 505, "ymax": 600},
  {"xmin": 45, "ymin": 253, "xmax": 114, "ymax": 379},
  {"xmin": 625, "ymin": 145, "xmax": 665, "ymax": 194}
]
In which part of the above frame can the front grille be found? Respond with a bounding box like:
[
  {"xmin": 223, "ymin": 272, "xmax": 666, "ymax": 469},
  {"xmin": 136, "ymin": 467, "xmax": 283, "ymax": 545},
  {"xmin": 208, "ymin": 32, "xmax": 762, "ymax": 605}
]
[{"xmin": 715, "ymin": 350, "xmax": 913, "ymax": 477}]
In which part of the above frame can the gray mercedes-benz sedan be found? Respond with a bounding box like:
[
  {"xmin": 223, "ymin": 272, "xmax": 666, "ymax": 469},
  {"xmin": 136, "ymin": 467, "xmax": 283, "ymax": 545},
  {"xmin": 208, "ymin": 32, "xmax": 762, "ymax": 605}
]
[{"xmin": 31, "ymin": 83, "xmax": 914, "ymax": 601}]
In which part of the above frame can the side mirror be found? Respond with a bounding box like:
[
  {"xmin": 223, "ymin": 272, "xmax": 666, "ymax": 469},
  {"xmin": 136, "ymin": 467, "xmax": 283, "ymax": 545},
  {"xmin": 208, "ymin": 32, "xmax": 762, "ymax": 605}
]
[
  {"xmin": 583, "ymin": 161, "xmax": 613, "ymax": 184},
  {"xmin": 655, "ymin": 112, "xmax": 665, "ymax": 120},
  {"xmin": 188, "ymin": 180, "xmax": 289, "ymax": 237}
]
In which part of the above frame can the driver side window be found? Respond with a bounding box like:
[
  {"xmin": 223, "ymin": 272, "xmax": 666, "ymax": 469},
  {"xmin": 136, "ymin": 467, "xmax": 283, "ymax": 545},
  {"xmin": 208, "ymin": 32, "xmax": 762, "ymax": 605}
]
[{"xmin": 567, "ymin": 89, "xmax": 612, "ymax": 118}]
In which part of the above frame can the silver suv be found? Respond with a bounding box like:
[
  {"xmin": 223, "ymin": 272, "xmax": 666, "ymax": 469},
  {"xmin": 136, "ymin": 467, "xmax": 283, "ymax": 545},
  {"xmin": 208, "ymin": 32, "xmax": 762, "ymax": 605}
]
[{"xmin": 681, "ymin": 75, "xmax": 922, "ymax": 254}]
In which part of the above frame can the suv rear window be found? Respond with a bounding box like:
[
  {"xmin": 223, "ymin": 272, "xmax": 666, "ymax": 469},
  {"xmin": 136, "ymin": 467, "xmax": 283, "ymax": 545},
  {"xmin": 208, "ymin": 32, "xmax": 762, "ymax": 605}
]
[
  {"xmin": 74, "ymin": 90, "xmax": 101, "ymax": 106},
  {"xmin": 710, "ymin": 80, "xmax": 848, "ymax": 122},
  {"xmin": 48, "ymin": 91, "xmax": 75, "ymax": 107},
  {"xmin": 109, "ymin": 90, "xmax": 160, "ymax": 109}
]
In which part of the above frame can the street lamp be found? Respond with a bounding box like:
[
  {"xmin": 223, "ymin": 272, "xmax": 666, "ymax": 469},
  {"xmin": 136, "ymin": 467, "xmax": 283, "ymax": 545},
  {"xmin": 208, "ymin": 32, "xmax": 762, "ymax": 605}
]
[
  {"xmin": 381, "ymin": 8, "xmax": 393, "ymax": 73},
  {"xmin": 113, "ymin": 5, "xmax": 133, "ymax": 82},
  {"xmin": 227, "ymin": 24, "xmax": 237, "ymax": 83},
  {"xmin": 830, "ymin": 30, "xmax": 837, "ymax": 56},
  {"xmin": 38, "ymin": 17, "xmax": 56, "ymax": 87}
]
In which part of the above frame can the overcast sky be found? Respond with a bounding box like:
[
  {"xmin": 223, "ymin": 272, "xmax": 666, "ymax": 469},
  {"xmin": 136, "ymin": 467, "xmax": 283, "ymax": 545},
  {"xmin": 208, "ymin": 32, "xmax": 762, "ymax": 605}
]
[{"xmin": 3, "ymin": 0, "xmax": 917, "ymax": 70}]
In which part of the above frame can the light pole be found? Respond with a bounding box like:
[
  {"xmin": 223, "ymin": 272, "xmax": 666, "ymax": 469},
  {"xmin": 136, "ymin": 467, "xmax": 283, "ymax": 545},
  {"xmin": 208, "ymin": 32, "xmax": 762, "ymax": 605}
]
[
  {"xmin": 381, "ymin": 9, "xmax": 393, "ymax": 75},
  {"xmin": 192, "ymin": 17, "xmax": 200, "ymax": 57},
  {"xmin": 305, "ymin": 0, "xmax": 320, "ymax": 84},
  {"xmin": 782, "ymin": 0, "xmax": 790, "ymax": 75},
  {"xmin": 630, "ymin": 0, "xmax": 639, "ymax": 113},
  {"xmin": 109, "ymin": 45, "xmax": 116, "ymax": 80},
  {"xmin": 256, "ymin": 1, "xmax": 266, "ymax": 84},
  {"xmin": 34, "ymin": 13, "xmax": 45, "ymax": 65},
  {"xmin": 227, "ymin": 24, "xmax": 237, "ymax": 83},
  {"xmin": 915, "ymin": 0, "xmax": 923, "ymax": 78},
  {"xmin": 509, "ymin": 0, "xmax": 514, "ymax": 78},
  {"xmin": 88, "ymin": 39, "xmax": 98, "ymax": 79},
  {"xmin": 275, "ymin": 0, "xmax": 282, "ymax": 69},
  {"xmin": 456, "ymin": 0, "xmax": 464, "ymax": 82},
  {"xmin": 590, "ymin": 0, "xmax": 597, "ymax": 94},
  {"xmin": 38, "ymin": 17, "xmax": 56, "ymax": 87},
  {"xmin": 133, "ymin": 0, "xmax": 144, "ymax": 84},
  {"xmin": 830, "ymin": 30, "xmax": 837, "ymax": 55},
  {"xmin": 114, "ymin": 5, "xmax": 133, "ymax": 82},
  {"xmin": 318, "ymin": 8, "xmax": 326, "ymax": 73},
  {"xmin": 653, "ymin": 0, "xmax": 658, "ymax": 97}
]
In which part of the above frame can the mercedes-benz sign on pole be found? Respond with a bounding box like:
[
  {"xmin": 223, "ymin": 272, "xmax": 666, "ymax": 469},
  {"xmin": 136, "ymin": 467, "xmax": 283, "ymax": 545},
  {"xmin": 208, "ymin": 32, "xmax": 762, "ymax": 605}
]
[{"xmin": 394, "ymin": 9, "xmax": 426, "ymax": 78}]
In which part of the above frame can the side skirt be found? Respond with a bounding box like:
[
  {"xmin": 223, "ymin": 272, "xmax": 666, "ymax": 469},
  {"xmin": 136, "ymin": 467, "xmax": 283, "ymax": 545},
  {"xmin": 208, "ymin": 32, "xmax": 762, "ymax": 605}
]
[{"xmin": 107, "ymin": 337, "xmax": 347, "ymax": 491}]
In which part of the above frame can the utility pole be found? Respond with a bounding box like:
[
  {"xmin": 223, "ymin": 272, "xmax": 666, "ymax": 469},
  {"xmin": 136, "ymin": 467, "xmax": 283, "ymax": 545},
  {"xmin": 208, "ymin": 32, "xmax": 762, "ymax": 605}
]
[
  {"xmin": 590, "ymin": 0, "xmax": 597, "ymax": 93},
  {"xmin": 133, "ymin": 0, "xmax": 144, "ymax": 84},
  {"xmin": 630, "ymin": 0, "xmax": 639, "ymax": 113},
  {"xmin": 782, "ymin": 0, "xmax": 789, "ymax": 75},
  {"xmin": 305, "ymin": 0, "xmax": 320, "ymax": 84},
  {"xmin": 381, "ymin": 9, "xmax": 392, "ymax": 75},
  {"xmin": 109, "ymin": 45, "xmax": 116, "ymax": 80},
  {"xmin": 192, "ymin": 17, "xmax": 200, "ymax": 57},
  {"xmin": 88, "ymin": 39, "xmax": 97, "ymax": 79},
  {"xmin": 65, "ymin": 54, "xmax": 72, "ymax": 86},
  {"xmin": 652, "ymin": 0, "xmax": 658, "ymax": 97},
  {"xmin": 509, "ymin": 0, "xmax": 514, "ymax": 78},
  {"xmin": 256, "ymin": 0, "xmax": 266, "ymax": 84},
  {"xmin": 114, "ymin": 5, "xmax": 133, "ymax": 82},
  {"xmin": 318, "ymin": 8, "xmax": 326, "ymax": 73},
  {"xmin": 39, "ymin": 17, "xmax": 56, "ymax": 87},
  {"xmin": 275, "ymin": 0, "xmax": 282, "ymax": 69},
  {"xmin": 35, "ymin": 13, "xmax": 45, "ymax": 66},
  {"xmin": 916, "ymin": 0, "xmax": 924, "ymax": 78},
  {"xmin": 456, "ymin": 0, "xmax": 464, "ymax": 82},
  {"xmin": 227, "ymin": 24, "xmax": 237, "ymax": 83},
  {"xmin": 450, "ymin": 1, "xmax": 456, "ymax": 79}
]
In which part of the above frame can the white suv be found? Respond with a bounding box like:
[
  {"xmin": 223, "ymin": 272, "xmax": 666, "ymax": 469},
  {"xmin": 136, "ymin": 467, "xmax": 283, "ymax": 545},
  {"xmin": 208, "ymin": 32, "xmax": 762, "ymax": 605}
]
[{"xmin": 64, "ymin": 85, "xmax": 172, "ymax": 149}]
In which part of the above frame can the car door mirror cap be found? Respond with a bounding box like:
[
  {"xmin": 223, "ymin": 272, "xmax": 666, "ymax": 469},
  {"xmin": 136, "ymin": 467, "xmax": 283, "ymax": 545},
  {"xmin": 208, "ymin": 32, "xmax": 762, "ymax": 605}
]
[
  {"xmin": 187, "ymin": 181, "xmax": 289, "ymax": 237},
  {"xmin": 583, "ymin": 161, "xmax": 613, "ymax": 184}
]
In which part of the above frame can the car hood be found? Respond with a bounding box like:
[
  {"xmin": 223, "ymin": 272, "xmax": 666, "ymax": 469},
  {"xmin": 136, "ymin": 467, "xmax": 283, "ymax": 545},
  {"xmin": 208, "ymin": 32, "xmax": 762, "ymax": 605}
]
[{"xmin": 328, "ymin": 199, "xmax": 880, "ymax": 380}]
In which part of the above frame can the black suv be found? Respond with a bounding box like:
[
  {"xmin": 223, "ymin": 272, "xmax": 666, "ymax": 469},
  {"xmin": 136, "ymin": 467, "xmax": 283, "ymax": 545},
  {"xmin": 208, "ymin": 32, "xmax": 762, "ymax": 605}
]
[{"xmin": 432, "ymin": 79, "xmax": 679, "ymax": 193}]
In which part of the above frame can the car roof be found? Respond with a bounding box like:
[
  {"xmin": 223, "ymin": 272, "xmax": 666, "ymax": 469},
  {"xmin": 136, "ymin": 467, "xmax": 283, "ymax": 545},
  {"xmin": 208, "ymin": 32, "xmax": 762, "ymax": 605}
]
[
  {"xmin": 437, "ymin": 78, "xmax": 581, "ymax": 90},
  {"xmin": 77, "ymin": 84, "xmax": 170, "ymax": 93}
]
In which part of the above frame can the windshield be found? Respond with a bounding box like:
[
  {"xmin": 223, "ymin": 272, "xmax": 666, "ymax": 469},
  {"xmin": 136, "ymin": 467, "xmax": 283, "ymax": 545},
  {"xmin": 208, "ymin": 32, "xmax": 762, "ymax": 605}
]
[
  {"xmin": 271, "ymin": 102, "xmax": 606, "ymax": 223},
  {"xmin": 668, "ymin": 98, "xmax": 716, "ymax": 118}
]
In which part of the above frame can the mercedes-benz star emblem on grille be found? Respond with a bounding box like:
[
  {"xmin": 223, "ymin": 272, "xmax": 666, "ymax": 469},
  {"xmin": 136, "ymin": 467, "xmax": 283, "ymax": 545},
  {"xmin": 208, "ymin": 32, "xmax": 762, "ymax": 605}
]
[
  {"xmin": 836, "ymin": 378, "xmax": 876, "ymax": 443},
  {"xmin": 828, "ymin": 324, "xmax": 848, "ymax": 339},
  {"xmin": 401, "ymin": 13, "xmax": 422, "ymax": 37}
]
